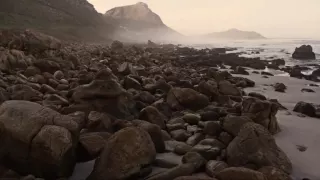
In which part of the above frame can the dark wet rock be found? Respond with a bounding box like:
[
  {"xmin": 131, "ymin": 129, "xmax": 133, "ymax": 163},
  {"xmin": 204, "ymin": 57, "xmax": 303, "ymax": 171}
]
[
  {"xmin": 252, "ymin": 71, "xmax": 260, "ymax": 74},
  {"xmin": 146, "ymin": 164, "xmax": 196, "ymax": 180},
  {"xmin": 167, "ymin": 88, "xmax": 209, "ymax": 111},
  {"xmin": 190, "ymin": 144, "xmax": 221, "ymax": 160},
  {"xmin": 242, "ymin": 97, "xmax": 280, "ymax": 134},
  {"xmin": 174, "ymin": 176, "xmax": 217, "ymax": 180},
  {"xmin": 53, "ymin": 70, "xmax": 64, "ymax": 80},
  {"xmin": 8, "ymin": 84, "xmax": 42, "ymax": 101},
  {"xmin": 182, "ymin": 152, "xmax": 207, "ymax": 169},
  {"xmin": 0, "ymin": 100, "xmax": 80, "ymax": 179},
  {"xmin": 312, "ymin": 68, "xmax": 320, "ymax": 77},
  {"xmin": 154, "ymin": 152, "xmax": 182, "ymax": 168},
  {"xmin": 0, "ymin": 87, "xmax": 9, "ymax": 104},
  {"xmin": 248, "ymin": 92, "xmax": 267, "ymax": 100},
  {"xmin": 87, "ymin": 111, "xmax": 112, "ymax": 132},
  {"xmin": 170, "ymin": 129, "xmax": 191, "ymax": 142},
  {"xmin": 203, "ymin": 121, "xmax": 222, "ymax": 136},
  {"xmin": 186, "ymin": 133, "xmax": 205, "ymax": 147},
  {"xmin": 183, "ymin": 113, "xmax": 200, "ymax": 125},
  {"xmin": 88, "ymin": 127, "xmax": 156, "ymax": 180},
  {"xmin": 261, "ymin": 71, "xmax": 274, "ymax": 76},
  {"xmin": 72, "ymin": 79, "xmax": 135, "ymax": 118},
  {"xmin": 77, "ymin": 132, "xmax": 111, "ymax": 162},
  {"xmin": 161, "ymin": 130, "xmax": 171, "ymax": 140},
  {"xmin": 197, "ymin": 80, "xmax": 219, "ymax": 99},
  {"xmin": 200, "ymin": 111, "xmax": 220, "ymax": 122},
  {"xmin": 124, "ymin": 76, "xmax": 141, "ymax": 90},
  {"xmin": 272, "ymin": 59, "xmax": 285, "ymax": 66},
  {"xmin": 139, "ymin": 106, "xmax": 167, "ymax": 129},
  {"xmin": 132, "ymin": 120, "xmax": 165, "ymax": 153},
  {"xmin": 152, "ymin": 99, "xmax": 172, "ymax": 117},
  {"xmin": 217, "ymin": 167, "xmax": 266, "ymax": 180},
  {"xmin": 292, "ymin": 45, "xmax": 316, "ymax": 60},
  {"xmin": 296, "ymin": 145, "xmax": 307, "ymax": 152},
  {"xmin": 198, "ymin": 139, "xmax": 226, "ymax": 150},
  {"xmin": 167, "ymin": 123, "xmax": 185, "ymax": 132},
  {"xmin": 274, "ymin": 83, "xmax": 287, "ymax": 92},
  {"xmin": 258, "ymin": 166, "xmax": 292, "ymax": 180},
  {"xmin": 111, "ymin": 40, "xmax": 124, "ymax": 51},
  {"xmin": 309, "ymin": 83, "xmax": 319, "ymax": 87},
  {"xmin": 118, "ymin": 62, "xmax": 137, "ymax": 76},
  {"xmin": 227, "ymin": 122, "xmax": 292, "ymax": 174},
  {"xmin": 174, "ymin": 143, "xmax": 193, "ymax": 155},
  {"xmin": 218, "ymin": 80, "xmax": 241, "ymax": 96},
  {"xmin": 205, "ymin": 160, "xmax": 228, "ymax": 177},
  {"xmin": 222, "ymin": 115, "xmax": 252, "ymax": 136},
  {"xmin": 24, "ymin": 66, "xmax": 41, "ymax": 77},
  {"xmin": 218, "ymin": 132, "xmax": 233, "ymax": 145},
  {"xmin": 134, "ymin": 91, "xmax": 156, "ymax": 104},
  {"xmin": 231, "ymin": 66, "xmax": 249, "ymax": 75},
  {"xmin": 293, "ymin": 101, "xmax": 317, "ymax": 117},
  {"xmin": 301, "ymin": 88, "xmax": 315, "ymax": 93}
]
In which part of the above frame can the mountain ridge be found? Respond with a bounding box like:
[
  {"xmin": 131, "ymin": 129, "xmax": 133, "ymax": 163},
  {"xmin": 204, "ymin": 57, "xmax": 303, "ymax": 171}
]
[
  {"xmin": 204, "ymin": 28, "xmax": 266, "ymax": 39},
  {"xmin": 104, "ymin": 2, "xmax": 183, "ymax": 42},
  {"xmin": 0, "ymin": 0, "xmax": 115, "ymax": 42}
]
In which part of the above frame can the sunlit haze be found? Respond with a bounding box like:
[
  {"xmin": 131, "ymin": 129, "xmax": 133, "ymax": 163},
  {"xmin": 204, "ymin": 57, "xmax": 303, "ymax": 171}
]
[{"xmin": 88, "ymin": 0, "xmax": 320, "ymax": 38}]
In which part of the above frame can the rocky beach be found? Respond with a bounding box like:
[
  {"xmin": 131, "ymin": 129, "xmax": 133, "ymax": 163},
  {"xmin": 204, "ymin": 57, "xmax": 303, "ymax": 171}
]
[{"xmin": 0, "ymin": 29, "xmax": 319, "ymax": 180}]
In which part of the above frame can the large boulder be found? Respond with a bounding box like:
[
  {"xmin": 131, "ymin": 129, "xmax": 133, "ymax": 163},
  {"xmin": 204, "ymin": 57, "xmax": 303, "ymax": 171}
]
[
  {"xmin": 242, "ymin": 97, "xmax": 280, "ymax": 134},
  {"xmin": 139, "ymin": 106, "xmax": 167, "ymax": 129},
  {"xmin": 0, "ymin": 49, "xmax": 31, "ymax": 71},
  {"xmin": 0, "ymin": 100, "xmax": 80, "ymax": 179},
  {"xmin": 258, "ymin": 166, "xmax": 292, "ymax": 180},
  {"xmin": 218, "ymin": 80, "xmax": 241, "ymax": 96},
  {"xmin": 77, "ymin": 132, "xmax": 111, "ymax": 161},
  {"xmin": 216, "ymin": 167, "xmax": 267, "ymax": 180},
  {"xmin": 132, "ymin": 120, "xmax": 165, "ymax": 153},
  {"xmin": 222, "ymin": 115, "xmax": 252, "ymax": 136},
  {"xmin": 72, "ymin": 80, "xmax": 136, "ymax": 118},
  {"xmin": 227, "ymin": 122, "xmax": 292, "ymax": 174},
  {"xmin": 293, "ymin": 101, "xmax": 317, "ymax": 117},
  {"xmin": 87, "ymin": 127, "xmax": 156, "ymax": 180},
  {"xmin": 167, "ymin": 88, "xmax": 209, "ymax": 111},
  {"xmin": 292, "ymin": 45, "xmax": 316, "ymax": 60}
]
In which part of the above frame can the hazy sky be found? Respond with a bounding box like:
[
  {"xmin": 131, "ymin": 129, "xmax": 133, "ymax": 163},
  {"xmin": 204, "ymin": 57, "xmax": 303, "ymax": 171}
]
[{"xmin": 88, "ymin": 0, "xmax": 320, "ymax": 38}]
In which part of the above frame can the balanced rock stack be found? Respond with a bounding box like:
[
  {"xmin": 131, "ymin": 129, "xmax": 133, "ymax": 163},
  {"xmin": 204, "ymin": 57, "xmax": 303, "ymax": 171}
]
[{"xmin": 0, "ymin": 29, "xmax": 292, "ymax": 180}]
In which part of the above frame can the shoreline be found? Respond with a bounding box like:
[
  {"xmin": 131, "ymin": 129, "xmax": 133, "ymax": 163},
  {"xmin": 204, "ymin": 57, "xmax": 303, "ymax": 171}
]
[{"xmin": 0, "ymin": 30, "xmax": 319, "ymax": 180}]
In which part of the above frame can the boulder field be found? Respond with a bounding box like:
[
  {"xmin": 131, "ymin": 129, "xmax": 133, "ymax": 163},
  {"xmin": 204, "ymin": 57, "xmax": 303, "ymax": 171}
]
[{"xmin": 0, "ymin": 30, "xmax": 295, "ymax": 180}]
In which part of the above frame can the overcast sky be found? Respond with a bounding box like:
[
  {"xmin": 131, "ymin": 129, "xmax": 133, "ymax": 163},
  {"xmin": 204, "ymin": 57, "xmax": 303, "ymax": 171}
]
[{"xmin": 88, "ymin": 0, "xmax": 320, "ymax": 38}]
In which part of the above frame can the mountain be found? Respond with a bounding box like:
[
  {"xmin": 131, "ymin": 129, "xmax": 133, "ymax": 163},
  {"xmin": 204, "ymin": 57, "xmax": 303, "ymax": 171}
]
[
  {"xmin": 104, "ymin": 2, "xmax": 183, "ymax": 42},
  {"xmin": 0, "ymin": 0, "xmax": 115, "ymax": 41},
  {"xmin": 205, "ymin": 28, "xmax": 266, "ymax": 39}
]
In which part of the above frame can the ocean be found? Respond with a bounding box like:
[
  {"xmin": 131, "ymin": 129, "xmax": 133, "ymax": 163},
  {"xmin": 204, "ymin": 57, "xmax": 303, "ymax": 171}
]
[{"xmin": 191, "ymin": 38, "xmax": 320, "ymax": 67}]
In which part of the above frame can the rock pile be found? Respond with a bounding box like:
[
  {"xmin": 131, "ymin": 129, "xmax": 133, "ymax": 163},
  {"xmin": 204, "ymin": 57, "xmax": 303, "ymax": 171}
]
[{"xmin": 0, "ymin": 30, "xmax": 292, "ymax": 180}]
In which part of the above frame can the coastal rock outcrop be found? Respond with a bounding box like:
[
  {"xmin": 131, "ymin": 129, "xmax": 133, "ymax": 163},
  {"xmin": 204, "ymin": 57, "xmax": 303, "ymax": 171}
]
[{"xmin": 292, "ymin": 45, "xmax": 316, "ymax": 60}]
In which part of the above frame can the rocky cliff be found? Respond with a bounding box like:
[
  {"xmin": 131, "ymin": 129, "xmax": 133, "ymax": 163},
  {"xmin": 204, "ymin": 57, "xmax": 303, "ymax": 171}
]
[
  {"xmin": 0, "ymin": 0, "xmax": 115, "ymax": 41},
  {"xmin": 104, "ymin": 2, "xmax": 183, "ymax": 42}
]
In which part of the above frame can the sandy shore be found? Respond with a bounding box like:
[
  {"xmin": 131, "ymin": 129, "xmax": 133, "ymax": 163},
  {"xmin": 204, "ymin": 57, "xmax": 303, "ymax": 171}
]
[{"xmin": 238, "ymin": 72, "xmax": 320, "ymax": 180}]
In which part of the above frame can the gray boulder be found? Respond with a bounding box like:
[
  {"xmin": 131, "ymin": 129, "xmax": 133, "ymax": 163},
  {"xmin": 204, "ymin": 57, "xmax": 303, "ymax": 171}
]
[
  {"xmin": 227, "ymin": 122, "xmax": 292, "ymax": 174},
  {"xmin": 88, "ymin": 127, "xmax": 156, "ymax": 180},
  {"xmin": 0, "ymin": 100, "xmax": 80, "ymax": 179}
]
